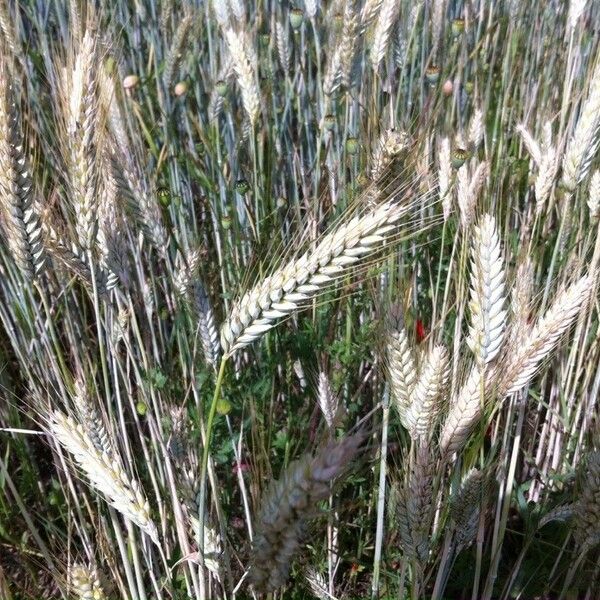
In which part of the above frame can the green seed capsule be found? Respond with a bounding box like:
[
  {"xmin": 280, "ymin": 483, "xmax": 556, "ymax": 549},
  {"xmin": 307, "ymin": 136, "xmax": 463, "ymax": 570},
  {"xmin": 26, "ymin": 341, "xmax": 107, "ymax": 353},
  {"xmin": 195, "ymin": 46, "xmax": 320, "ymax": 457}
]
[
  {"xmin": 289, "ymin": 8, "xmax": 304, "ymax": 30},
  {"xmin": 235, "ymin": 179, "xmax": 250, "ymax": 194},
  {"xmin": 452, "ymin": 148, "xmax": 469, "ymax": 169},
  {"xmin": 425, "ymin": 65, "xmax": 441, "ymax": 84},
  {"xmin": 323, "ymin": 114, "xmax": 336, "ymax": 131},
  {"xmin": 136, "ymin": 402, "xmax": 147, "ymax": 416},
  {"xmin": 221, "ymin": 215, "xmax": 232, "ymax": 230},
  {"xmin": 346, "ymin": 137, "xmax": 359, "ymax": 155},
  {"xmin": 157, "ymin": 187, "xmax": 171, "ymax": 207},
  {"xmin": 215, "ymin": 79, "xmax": 228, "ymax": 97},
  {"xmin": 465, "ymin": 81, "xmax": 474, "ymax": 95},
  {"xmin": 217, "ymin": 398, "xmax": 232, "ymax": 415},
  {"xmin": 451, "ymin": 18, "xmax": 465, "ymax": 37}
]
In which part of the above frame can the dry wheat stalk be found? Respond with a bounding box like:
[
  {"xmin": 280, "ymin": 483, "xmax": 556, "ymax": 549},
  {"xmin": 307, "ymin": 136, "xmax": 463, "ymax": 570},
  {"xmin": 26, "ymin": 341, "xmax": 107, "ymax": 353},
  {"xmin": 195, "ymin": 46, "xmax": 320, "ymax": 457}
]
[
  {"xmin": 0, "ymin": 72, "xmax": 45, "ymax": 279},
  {"xmin": 397, "ymin": 441, "xmax": 433, "ymax": 562},
  {"xmin": 404, "ymin": 345, "xmax": 449, "ymax": 439},
  {"xmin": 371, "ymin": 0, "xmax": 400, "ymax": 70},
  {"xmin": 221, "ymin": 195, "xmax": 418, "ymax": 356},
  {"xmin": 499, "ymin": 275, "xmax": 592, "ymax": 396},
  {"xmin": 50, "ymin": 411, "xmax": 158, "ymax": 543},
  {"xmin": 250, "ymin": 433, "xmax": 363, "ymax": 592},
  {"xmin": 467, "ymin": 215, "xmax": 507, "ymax": 366},
  {"xmin": 562, "ymin": 59, "xmax": 600, "ymax": 191},
  {"xmin": 189, "ymin": 280, "xmax": 221, "ymax": 368},
  {"xmin": 438, "ymin": 137, "xmax": 452, "ymax": 219},
  {"xmin": 224, "ymin": 28, "xmax": 260, "ymax": 125}
]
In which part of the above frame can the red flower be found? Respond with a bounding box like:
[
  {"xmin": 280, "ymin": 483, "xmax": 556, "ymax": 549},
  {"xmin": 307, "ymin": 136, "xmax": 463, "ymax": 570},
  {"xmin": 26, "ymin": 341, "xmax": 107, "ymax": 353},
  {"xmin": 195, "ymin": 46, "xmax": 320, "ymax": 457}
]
[{"xmin": 416, "ymin": 319, "xmax": 426, "ymax": 342}]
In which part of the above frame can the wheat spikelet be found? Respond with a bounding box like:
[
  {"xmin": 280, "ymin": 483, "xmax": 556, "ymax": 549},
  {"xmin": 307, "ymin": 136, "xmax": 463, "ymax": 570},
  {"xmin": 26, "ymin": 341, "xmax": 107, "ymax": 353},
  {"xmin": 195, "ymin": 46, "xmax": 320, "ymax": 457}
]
[
  {"xmin": 72, "ymin": 378, "xmax": 113, "ymax": 455},
  {"xmin": 588, "ymin": 170, "xmax": 600, "ymax": 219},
  {"xmin": 163, "ymin": 13, "xmax": 193, "ymax": 89},
  {"xmin": 250, "ymin": 433, "xmax": 363, "ymax": 592},
  {"xmin": 500, "ymin": 275, "xmax": 592, "ymax": 396},
  {"xmin": 404, "ymin": 345, "xmax": 449, "ymax": 439},
  {"xmin": 387, "ymin": 324, "xmax": 417, "ymax": 429},
  {"xmin": 397, "ymin": 442, "xmax": 433, "ymax": 562},
  {"xmin": 450, "ymin": 468, "xmax": 489, "ymax": 548},
  {"xmin": 69, "ymin": 564, "xmax": 108, "ymax": 600},
  {"xmin": 468, "ymin": 108, "xmax": 484, "ymax": 149},
  {"xmin": 50, "ymin": 411, "xmax": 158, "ymax": 543},
  {"xmin": 467, "ymin": 214, "xmax": 507, "ymax": 366},
  {"xmin": 220, "ymin": 196, "xmax": 417, "ymax": 356},
  {"xmin": 534, "ymin": 143, "xmax": 558, "ymax": 213},
  {"xmin": 516, "ymin": 123, "xmax": 542, "ymax": 167},
  {"xmin": 457, "ymin": 161, "xmax": 488, "ymax": 229},
  {"xmin": 573, "ymin": 450, "xmax": 600, "ymax": 548},
  {"xmin": 317, "ymin": 371, "xmax": 339, "ymax": 429},
  {"xmin": 174, "ymin": 248, "xmax": 201, "ymax": 297},
  {"xmin": 371, "ymin": 129, "xmax": 410, "ymax": 181},
  {"xmin": 562, "ymin": 59, "xmax": 600, "ymax": 191},
  {"xmin": 360, "ymin": 0, "xmax": 383, "ymax": 29},
  {"xmin": 224, "ymin": 28, "xmax": 260, "ymax": 125},
  {"xmin": 568, "ymin": 0, "xmax": 588, "ymax": 30},
  {"xmin": 65, "ymin": 30, "xmax": 101, "ymax": 253},
  {"xmin": 275, "ymin": 21, "xmax": 290, "ymax": 74},
  {"xmin": 189, "ymin": 281, "xmax": 221, "ymax": 368},
  {"xmin": 371, "ymin": 0, "xmax": 400, "ymax": 70},
  {"xmin": 0, "ymin": 70, "xmax": 45, "ymax": 279},
  {"xmin": 439, "ymin": 367, "xmax": 485, "ymax": 455},
  {"xmin": 323, "ymin": 0, "xmax": 356, "ymax": 94}
]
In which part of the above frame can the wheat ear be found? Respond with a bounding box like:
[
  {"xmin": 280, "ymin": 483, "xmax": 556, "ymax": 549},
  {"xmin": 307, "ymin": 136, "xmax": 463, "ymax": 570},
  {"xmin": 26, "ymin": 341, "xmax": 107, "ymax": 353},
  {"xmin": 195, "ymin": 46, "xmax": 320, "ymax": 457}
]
[
  {"xmin": 221, "ymin": 197, "xmax": 416, "ymax": 356},
  {"xmin": 323, "ymin": 0, "xmax": 357, "ymax": 94},
  {"xmin": 371, "ymin": 0, "xmax": 400, "ymax": 70},
  {"xmin": 317, "ymin": 371, "xmax": 339, "ymax": 429},
  {"xmin": 250, "ymin": 433, "xmax": 363, "ymax": 592},
  {"xmin": 65, "ymin": 30, "xmax": 101, "ymax": 253},
  {"xmin": 0, "ymin": 70, "xmax": 45, "ymax": 279},
  {"xmin": 50, "ymin": 411, "xmax": 158, "ymax": 544},
  {"xmin": 387, "ymin": 324, "xmax": 417, "ymax": 429},
  {"xmin": 561, "ymin": 59, "xmax": 600, "ymax": 191},
  {"xmin": 189, "ymin": 280, "xmax": 221, "ymax": 369},
  {"xmin": 404, "ymin": 345, "xmax": 449, "ymax": 439},
  {"xmin": 588, "ymin": 170, "xmax": 600, "ymax": 219},
  {"xmin": 224, "ymin": 28, "xmax": 260, "ymax": 125},
  {"xmin": 450, "ymin": 468, "xmax": 489, "ymax": 548},
  {"xmin": 397, "ymin": 441, "xmax": 434, "ymax": 562},
  {"xmin": 499, "ymin": 275, "xmax": 592, "ymax": 396},
  {"xmin": 573, "ymin": 450, "xmax": 600, "ymax": 548},
  {"xmin": 69, "ymin": 564, "xmax": 108, "ymax": 600},
  {"xmin": 163, "ymin": 13, "xmax": 193, "ymax": 89},
  {"xmin": 466, "ymin": 215, "xmax": 507, "ymax": 366},
  {"xmin": 439, "ymin": 214, "xmax": 506, "ymax": 454}
]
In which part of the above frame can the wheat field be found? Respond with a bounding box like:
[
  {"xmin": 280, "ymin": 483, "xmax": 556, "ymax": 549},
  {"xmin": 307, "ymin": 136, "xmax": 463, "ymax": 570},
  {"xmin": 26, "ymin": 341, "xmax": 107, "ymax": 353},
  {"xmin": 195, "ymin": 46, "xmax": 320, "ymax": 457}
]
[{"xmin": 0, "ymin": 0, "xmax": 599, "ymax": 598}]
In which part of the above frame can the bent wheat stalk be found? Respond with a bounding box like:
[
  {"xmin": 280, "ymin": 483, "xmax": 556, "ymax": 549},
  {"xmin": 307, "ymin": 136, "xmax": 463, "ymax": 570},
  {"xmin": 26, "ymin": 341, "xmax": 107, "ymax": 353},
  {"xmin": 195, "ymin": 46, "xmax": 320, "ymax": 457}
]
[{"xmin": 221, "ymin": 194, "xmax": 419, "ymax": 356}]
